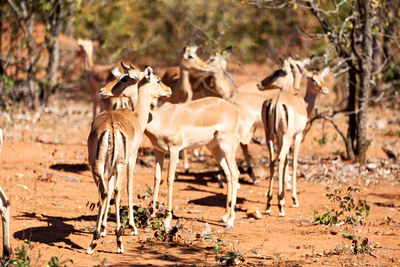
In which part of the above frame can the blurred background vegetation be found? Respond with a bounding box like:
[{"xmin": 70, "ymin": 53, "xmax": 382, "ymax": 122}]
[
  {"xmin": 0, "ymin": 0, "xmax": 398, "ymax": 109},
  {"xmin": 72, "ymin": 0, "xmax": 313, "ymax": 64},
  {"xmin": 0, "ymin": 0, "xmax": 399, "ymax": 163}
]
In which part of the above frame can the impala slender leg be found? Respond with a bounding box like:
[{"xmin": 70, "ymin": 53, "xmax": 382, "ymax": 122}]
[
  {"xmin": 285, "ymin": 163, "xmax": 292, "ymax": 191},
  {"xmin": 194, "ymin": 147, "xmax": 205, "ymax": 162},
  {"xmin": 152, "ymin": 150, "xmax": 165, "ymax": 215},
  {"xmin": 115, "ymin": 162, "xmax": 126, "ymax": 253},
  {"xmin": 100, "ymin": 175, "xmax": 114, "ymax": 237},
  {"xmin": 277, "ymin": 136, "xmax": 291, "ymax": 217},
  {"xmin": 291, "ymin": 133, "xmax": 302, "ymax": 208},
  {"xmin": 183, "ymin": 149, "xmax": 189, "ymax": 173},
  {"xmin": 165, "ymin": 148, "xmax": 179, "ymax": 232},
  {"xmin": 127, "ymin": 155, "xmax": 138, "ymax": 235},
  {"xmin": 207, "ymin": 142, "xmax": 232, "ymax": 225},
  {"xmin": 240, "ymin": 143, "xmax": 258, "ymax": 184},
  {"xmin": 87, "ymin": 173, "xmax": 108, "ymax": 254},
  {"xmin": 0, "ymin": 186, "xmax": 11, "ymax": 257},
  {"xmin": 224, "ymin": 146, "xmax": 239, "ymax": 229},
  {"xmin": 265, "ymin": 138, "xmax": 275, "ymax": 215}
]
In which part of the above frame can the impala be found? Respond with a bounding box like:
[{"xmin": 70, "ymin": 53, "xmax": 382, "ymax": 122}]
[
  {"xmin": 161, "ymin": 46, "xmax": 234, "ymax": 102},
  {"xmin": 0, "ymin": 125, "xmax": 11, "ymax": 257},
  {"xmin": 163, "ymin": 45, "xmax": 209, "ymax": 104},
  {"xmin": 77, "ymin": 39, "xmax": 139, "ymax": 119},
  {"xmin": 86, "ymin": 66, "xmax": 171, "ymax": 254},
  {"xmin": 260, "ymin": 63, "xmax": 329, "ymax": 216},
  {"xmin": 101, "ymin": 72, "xmax": 241, "ymax": 231}
]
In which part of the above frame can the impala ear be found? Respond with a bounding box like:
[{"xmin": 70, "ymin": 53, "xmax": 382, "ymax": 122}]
[
  {"xmin": 121, "ymin": 61, "xmax": 130, "ymax": 74},
  {"xmin": 260, "ymin": 69, "xmax": 287, "ymax": 89},
  {"xmin": 111, "ymin": 67, "xmax": 123, "ymax": 79},
  {"xmin": 298, "ymin": 65, "xmax": 313, "ymax": 78},
  {"xmin": 320, "ymin": 67, "xmax": 330, "ymax": 78},
  {"xmin": 144, "ymin": 66, "xmax": 153, "ymax": 80},
  {"xmin": 147, "ymin": 113, "xmax": 153, "ymax": 123}
]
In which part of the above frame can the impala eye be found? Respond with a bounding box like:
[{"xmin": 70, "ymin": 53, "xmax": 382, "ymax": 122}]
[
  {"xmin": 209, "ymin": 58, "xmax": 215, "ymax": 62},
  {"xmin": 121, "ymin": 76, "xmax": 129, "ymax": 82}
]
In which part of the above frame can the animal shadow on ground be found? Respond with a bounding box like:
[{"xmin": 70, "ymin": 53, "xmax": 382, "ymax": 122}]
[
  {"xmin": 176, "ymin": 169, "xmax": 255, "ymax": 187},
  {"xmin": 50, "ymin": 163, "xmax": 89, "ymax": 173},
  {"xmin": 13, "ymin": 212, "xmax": 96, "ymax": 251},
  {"xmin": 369, "ymin": 192, "xmax": 400, "ymax": 208},
  {"xmin": 183, "ymin": 185, "xmax": 246, "ymax": 211},
  {"xmin": 107, "ymin": 242, "xmax": 214, "ymax": 266}
]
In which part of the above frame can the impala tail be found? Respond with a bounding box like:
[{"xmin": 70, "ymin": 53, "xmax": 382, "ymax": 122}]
[{"xmin": 275, "ymin": 102, "xmax": 289, "ymax": 134}]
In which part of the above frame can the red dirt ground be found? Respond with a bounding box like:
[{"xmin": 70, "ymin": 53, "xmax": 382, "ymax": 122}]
[{"xmin": 0, "ymin": 65, "xmax": 399, "ymax": 266}]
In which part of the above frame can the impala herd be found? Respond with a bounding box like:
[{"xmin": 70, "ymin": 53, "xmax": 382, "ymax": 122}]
[{"xmin": 0, "ymin": 40, "xmax": 330, "ymax": 256}]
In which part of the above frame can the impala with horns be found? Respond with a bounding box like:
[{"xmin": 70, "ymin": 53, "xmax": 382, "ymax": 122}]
[
  {"xmin": 86, "ymin": 65, "xmax": 171, "ymax": 254},
  {"xmin": 260, "ymin": 63, "xmax": 329, "ymax": 216}
]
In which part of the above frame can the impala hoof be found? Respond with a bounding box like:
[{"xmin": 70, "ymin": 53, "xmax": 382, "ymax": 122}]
[
  {"xmin": 265, "ymin": 209, "xmax": 271, "ymax": 215},
  {"xmin": 278, "ymin": 211, "xmax": 285, "ymax": 217},
  {"xmin": 100, "ymin": 230, "xmax": 107, "ymax": 237},
  {"xmin": 221, "ymin": 214, "xmax": 229, "ymax": 223},
  {"xmin": 225, "ymin": 217, "xmax": 235, "ymax": 229},
  {"xmin": 86, "ymin": 247, "xmax": 94, "ymax": 254},
  {"xmin": 117, "ymin": 245, "xmax": 124, "ymax": 254},
  {"xmin": 293, "ymin": 203, "xmax": 299, "ymax": 208},
  {"xmin": 130, "ymin": 226, "xmax": 138, "ymax": 236},
  {"xmin": 164, "ymin": 220, "xmax": 171, "ymax": 233}
]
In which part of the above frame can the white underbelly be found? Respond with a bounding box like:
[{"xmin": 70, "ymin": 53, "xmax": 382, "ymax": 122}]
[{"xmin": 181, "ymin": 126, "xmax": 218, "ymax": 149}]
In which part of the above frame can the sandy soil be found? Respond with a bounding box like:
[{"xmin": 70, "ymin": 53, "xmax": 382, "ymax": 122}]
[{"xmin": 0, "ymin": 67, "xmax": 399, "ymax": 266}]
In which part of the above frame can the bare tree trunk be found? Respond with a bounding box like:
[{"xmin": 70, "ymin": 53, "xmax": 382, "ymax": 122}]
[
  {"xmin": 44, "ymin": 0, "xmax": 65, "ymax": 104},
  {"xmin": 346, "ymin": 62, "xmax": 357, "ymax": 161},
  {"xmin": 356, "ymin": 0, "xmax": 372, "ymax": 164},
  {"xmin": 25, "ymin": 6, "xmax": 40, "ymax": 109},
  {"xmin": 9, "ymin": 0, "xmax": 40, "ymax": 109}
]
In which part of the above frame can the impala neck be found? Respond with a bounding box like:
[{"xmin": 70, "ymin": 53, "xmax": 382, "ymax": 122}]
[
  {"xmin": 81, "ymin": 48, "xmax": 94, "ymax": 70},
  {"xmin": 179, "ymin": 68, "xmax": 193, "ymax": 102},
  {"xmin": 292, "ymin": 66, "xmax": 302, "ymax": 93},
  {"xmin": 213, "ymin": 70, "xmax": 232, "ymax": 99},
  {"xmin": 304, "ymin": 78, "xmax": 318, "ymax": 117},
  {"xmin": 131, "ymin": 84, "xmax": 154, "ymax": 131}
]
